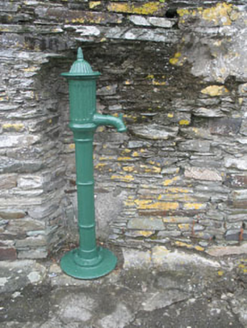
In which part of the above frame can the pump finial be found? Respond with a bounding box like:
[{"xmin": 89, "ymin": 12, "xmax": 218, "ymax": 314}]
[{"xmin": 77, "ymin": 47, "xmax": 84, "ymax": 60}]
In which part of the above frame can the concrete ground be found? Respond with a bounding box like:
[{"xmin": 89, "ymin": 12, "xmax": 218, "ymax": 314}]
[{"xmin": 1, "ymin": 244, "xmax": 247, "ymax": 328}]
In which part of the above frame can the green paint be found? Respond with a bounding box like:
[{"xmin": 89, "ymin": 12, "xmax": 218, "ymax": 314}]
[{"xmin": 60, "ymin": 48, "xmax": 126, "ymax": 279}]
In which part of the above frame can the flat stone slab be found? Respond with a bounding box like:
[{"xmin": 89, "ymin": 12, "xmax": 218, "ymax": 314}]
[
  {"xmin": 1, "ymin": 246, "xmax": 247, "ymax": 328},
  {"xmin": 0, "ymin": 260, "xmax": 47, "ymax": 293}
]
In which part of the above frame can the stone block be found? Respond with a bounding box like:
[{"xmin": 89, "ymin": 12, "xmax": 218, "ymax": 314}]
[
  {"xmin": 0, "ymin": 157, "xmax": 43, "ymax": 174},
  {"xmin": 240, "ymin": 120, "xmax": 247, "ymax": 136},
  {"xmin": 17, "ymin": 175, "xmax": 44, "ymax": 189},
  {"xmin": 107, "ymin": 2, "xmax": 167, "ymax": 16},
  {"xmin": 0, "ymin": 208, "xmax": 26, "ymax": 219},
  {"xmin": 161, "ymin": 167, "xmax": 180, "ymax": 175},
  {"xmin": 157, "ymin": 230, "xmax": 181, "ymax": 237},
  {"xmin": 238, "ymin": 83, "xmax": 247, "ymax": 95},
  {"xmin": 17, "ymin": 248, "xmax": 48, "ymax": 259},
  {"xmin": 183, "ymin": 203, "xmax": 207, "ymax": 211},
  {"xmin": 0, "ymin": 174, "xmax": 17, "ymax": 189},
  {"xmin": 200, "ymin": 85, "xmax": 229, "ymax": 97},
  {"xmin": 105, "ymin": 27, "xmax": 179, "ymax": 43},
  {"xmin": 2, "ymin": 123, "xmax": 25, "ymax": 132},
  {"xmin": 209, "ymin": 118, "xmax": 242, "ymax": 135},
  {"xmin": 15, "ymin": 236, "xmax": 47, "ymax": 248},
  {"xmin": 0, "ymin": 247, "xmax": 17, "ymax": 261},
  {"xmin": 129, "ymin": 15, "xmax": 150, "ymax": 26},
  {"xmin": 184, "ymin": 167, "xmax": 222, "ymax": 181},
  {"xmin": 127, "ymin": 140, "xmax": 151, "ymax": 148},
  {"xmin": 225, "ymin": 156, "xmax": 247, "ymax": 170},
  {"xmin": 152, "ymin": 248, "xmax": 220, "ymax": 270},
  {"xmin": 97, "ymin": 84, "xmax": 117, "ymax": 96},
  {"xmin": 178, "ymin": 140, "xmax": 211, "ymax": 152},
  {"xmin": 0, "ymin": 135, "xmax": 40, "ymax": 148},
  {"xmin": 127, "ymin": 218, "xmax": 164, "ymax": 230},
  {"xmin": 225, "ymin": 229, "xmax": 247, "ymax": 241},
  {"xmin": 123, "ymin": 248, "xmax": 152, "ymax": 269},
  {"xmin": 180, "ymin": 127, "xmax": 212, "ymax": 140},
  {"xmin": 207, "ymin": 244, "xmax": 247, "ymax": 256},
  {"xmin": 36, "ymin": 7, "xmax": 123, "ymax": 24},
  {"xmin": 7, "ymin": 219, "xmax": 45, "ymax": 234},
  {"xmin": 125, "ymin": 230, "xmax": 155, "ymax": 238},
  {"xmin": 193, "ymin": 107, "xmax": 225, "ymax": 117},
  {"xmin": 163, "ymin": 216, "xmax": 192, "ymax": 223},
  {"xmin": 97, "ymin": 303, "xmax": 134, "ymax": 328},
  {"xmin": 28, "ymin": 204, "xmax": 59, "ymax": 220},
  {"xmin": 232, "ymin": 189, "xmax": 247, "ymax": 200},
  {"xmin": 148, "ymin": 17, "xmax": 175, "ymax": 28},
  {"xmin": 130, "ymin": 124, "xmax": 178, "ymax": 140},
  {"xmin": 225, "ymin": 174, "xmax": 247, "ymax": 188},
  {"xmin": 232, "ymin": 200, "xmax": 247, "ymax": 209}
]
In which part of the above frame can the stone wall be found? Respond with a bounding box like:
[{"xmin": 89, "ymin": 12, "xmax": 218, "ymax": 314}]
[{"xmin": 1, "ymin": 0, "xmax": 247, "ymax": 260}]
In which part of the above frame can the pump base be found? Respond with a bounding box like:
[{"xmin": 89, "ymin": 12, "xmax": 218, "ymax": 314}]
[{"xmin": 60, "ymin": 247, "xmax": 117, "ymax": 280}]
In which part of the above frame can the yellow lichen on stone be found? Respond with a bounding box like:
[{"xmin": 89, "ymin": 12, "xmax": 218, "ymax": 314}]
[
  {"xmin": 107, "ymin": 2, "xmax": 163, "ymax": 15},
  {"xmin": 238, "ymin": 263, "xmax": 247, "ymax": 273},
  {"xmin": 136, "ymin": 201, "xmax": 179, "ymax": 210},
  {"xmin": 135, "ymin": 199, "xmax": 152, "ymax": 205},
  {"xmin": 23, "ymin": 66, "xmax": 38, "ymax": 72},
  {"xmin": 194, "ymin": 246, "xmax": 205, "ymax": 252},
  {"xmin": 152, "ymin": 245, "xmax": 170, "ymax": 261},
  {"xmin": 117, "ymin": 157, "xmax": 132, "ymax": 161},
  {"xmin": 122, "ymin": 166, "xmax": 135, "ymax": 172},
  {"xmin": 111, "ymin": 174, "xmax": 134, "ymax": 182},
  {"xmin": 153, "ymin": 81, "xmax": 166, "ymax": 86},
  {"xmin": 2, "ymin": 123, "xmax": 24, "ymax": 131},
  {"xmin": 167, "ymin": 113, "xmax": 174, "ymax": 118},
  {"xmin": 179, "ymin": 120, "xmax": 190, "ymax": 125},
  {"xmin": 169, "ymin": 52, "xmax": 181, "ymax": 65},
  {"xmin": 71, "ymin": 16, "xmax": 103, "ymax": 24},
  {"xmin": 163, "ymin": 176, "xmax": 180, "ymax": 186},
  {"xmin": 99, "ymin": 156, "xmax": 114, "ymax": 161},
  {"xmin": 89, "ymin": 1, "xmax": 101, "ymax": 9},
  {"xmin": 177, "ymin": 8, "xmax": 191, "ymax": 17},
  {"xmin": 201, "ymin": 3, "xmax": 233, "ymax": 26},
  {"xmin": 121, "ymin": 149, "xmax": 131, "ymax": 154},
  {"xmin": 184, "ymin": 203, "xmax": 206, "ymax": 210},
  {"xmin": 175, "ymin": 241, "xmax": 193, "ymax": 249},
  {"xmin": 69, "ymin": 143, "xmax": 75, "ymax": 150},
  {"xmin": 178, "ymin": 3, "xmax": 236, "ymax": 26},
  {"xmin": 166, "ymin": 187, "xmax": 190, "ymax": 194},
  {"xmin": 140, "ymin": 164, "xmax": 161, "ymax": 174},
  {"xmin": 201, "ymin": 85, "xmax": 229, "ymax": 97},
  {"xmin": 138, "ymin": 230, "xmax": 154, "ymax": 237},
  {"xmin": 132, "ymin": 151, "xmax": 139, "ymax": 157},
  {"xmin": 178, "ymin": 223, "xmax": 190, "ymax": 231},
  {"xmin": 175, "ymin": 242, "xmax": 204, "ymax": 252},
  {"xmin": 95, "ymin": 163, "xmax": 106, "ymax": 169},
  {"xmin": 218, "ymin": 270, "xmax": 224, "ymax": 276}
]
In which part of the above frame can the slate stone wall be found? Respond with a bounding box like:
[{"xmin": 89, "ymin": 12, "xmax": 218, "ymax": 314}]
[{"xmin": 1, "ymin": 0, "xmax": 247, "ymax": 259}]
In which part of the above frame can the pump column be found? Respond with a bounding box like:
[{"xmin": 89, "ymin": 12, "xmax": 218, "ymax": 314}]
[{"xmin": 73, "ymin": 128, "xmax": 98, "ymax": 263}]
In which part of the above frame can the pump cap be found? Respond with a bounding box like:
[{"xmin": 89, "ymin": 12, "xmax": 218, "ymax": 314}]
[
  {"xmin": 69, "ymin": 48, "xmax": 93, "ymax": 74},
  {"xmin": 61, "ymin": 48, "xmax": 100, "ymax": 78}
]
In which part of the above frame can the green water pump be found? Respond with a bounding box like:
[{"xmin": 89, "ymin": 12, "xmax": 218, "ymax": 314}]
[{"xmin": 60, "ymin": 48, "xmax": 126, "ymax": 279}]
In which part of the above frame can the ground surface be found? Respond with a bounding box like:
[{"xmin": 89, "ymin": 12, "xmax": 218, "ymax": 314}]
[{"xmin": 1, "ymin": 245, "xmax": 247, "ymax": 328}]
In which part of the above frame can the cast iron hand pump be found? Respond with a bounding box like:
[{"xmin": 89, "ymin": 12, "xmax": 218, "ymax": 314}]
[{"xmin": 60, "ymin": 48, "xmax": 126, "ymax": 279}]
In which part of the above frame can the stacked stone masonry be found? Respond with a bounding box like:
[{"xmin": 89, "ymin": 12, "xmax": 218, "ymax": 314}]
[{"xmin": 1, "ymin": 0, "xmax": 247, "ymax": 260}]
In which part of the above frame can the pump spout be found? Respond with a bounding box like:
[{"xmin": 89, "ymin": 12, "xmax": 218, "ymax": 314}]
[{"xmin": 93, "ymin": 113, "xmax": 127, "ymax": 132}]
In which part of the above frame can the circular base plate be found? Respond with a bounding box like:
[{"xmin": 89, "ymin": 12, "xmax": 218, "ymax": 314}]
[{"xmin": 60, "ymin": 247, "xmax": 117, "ymax": 280}]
